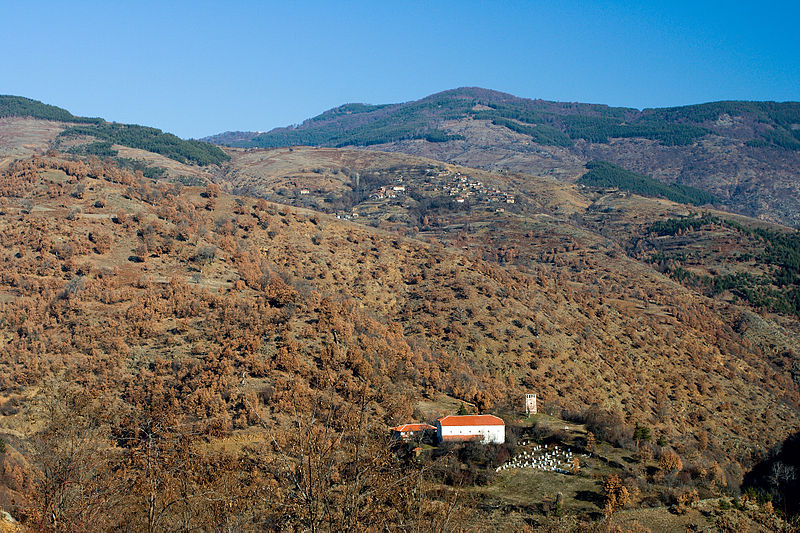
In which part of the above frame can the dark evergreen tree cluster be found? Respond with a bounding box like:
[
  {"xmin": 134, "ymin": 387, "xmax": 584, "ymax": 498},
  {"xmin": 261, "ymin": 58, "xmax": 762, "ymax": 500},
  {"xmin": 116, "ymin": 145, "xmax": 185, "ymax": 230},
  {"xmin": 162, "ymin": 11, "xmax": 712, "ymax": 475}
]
[
  {"xmin": 473, "ymin": 107, "xmax": 708, "ymax": 145},
  {"xmin": 577, "ymin": 161, "xmax": 715, "ymax": 206},
  {"xmin": 423, "ymin": 130, "xmax": 465, "ymax": 143},
  {"xmin": 489, "ymin": 118, "xmax": 572, "ymax": 146},
  {"xmin": 562, "ymin": 115, "xmax": 708, "ymax": 145},
  {"xmin": 747, "ymin": 128, "xmax": 800, "ymax": 150},
  {"xmin": 67, "ymin": 141, "xmax": 119, "ymax": 158},
  {"xmin": 0, "ymin": 95, "xmax": 100, "ymax": 123},
  {"xmin": 648, "ymin": 212, "xmax": 719, "ymax": 235},
  {"xmin": 645, "ymin": 100, "xmax": 800, "ymax": 150},
  {"xmin": 250, "ymin": 116, "xmax": 463, "ymax": 148},
  {"xmin": 729, "ymin": 223, "xmax": 800, "ymax": 316},
  {"xmin": 59, "ymin": 123, "xmax": 229, "ymax": 166},
  {"xmin": 244, "ymin": 90, "xmax": 800, "ymax": 151},
  {"xmin": 305, "ymin": 102, "xmax": 394, "ymax": 123},
  {"xmin": 650, "ymin": 214, "xmax": 800, "ymax": 317},
  {"xmin": 467, "ymin": 99, "xmax": 708, "ymax": 145},
  {"xmin": 247, "ymin": 92, "xmax": 480, "ymax": 148}
]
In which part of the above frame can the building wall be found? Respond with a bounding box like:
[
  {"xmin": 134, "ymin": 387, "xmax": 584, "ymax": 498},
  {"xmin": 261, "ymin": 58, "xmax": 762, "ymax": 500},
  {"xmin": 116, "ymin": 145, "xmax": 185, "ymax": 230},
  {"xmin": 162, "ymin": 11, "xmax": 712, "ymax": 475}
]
[{"xmin": 436, "ymin": 423, "xmax": 505, "ymax": 444}]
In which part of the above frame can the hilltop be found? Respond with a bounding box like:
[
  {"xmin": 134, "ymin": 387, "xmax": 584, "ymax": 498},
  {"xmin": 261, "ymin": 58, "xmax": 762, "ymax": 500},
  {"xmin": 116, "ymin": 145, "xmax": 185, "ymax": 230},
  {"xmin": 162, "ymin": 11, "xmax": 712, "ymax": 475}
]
[
  {"xmin": 206, "ymin": 88, "xmax": 800, "ymax": 227},
  {"xmin": 0, "ymin": 95, "xmax": 229, "ymax": 173}
]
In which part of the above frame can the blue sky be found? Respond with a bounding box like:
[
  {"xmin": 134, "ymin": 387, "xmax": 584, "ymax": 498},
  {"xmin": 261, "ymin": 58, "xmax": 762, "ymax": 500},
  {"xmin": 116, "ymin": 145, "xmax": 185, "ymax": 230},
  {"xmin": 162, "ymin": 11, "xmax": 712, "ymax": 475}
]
[{"xmin": 3, "ymin": 1, "xmax": 799, "ymax": 138}]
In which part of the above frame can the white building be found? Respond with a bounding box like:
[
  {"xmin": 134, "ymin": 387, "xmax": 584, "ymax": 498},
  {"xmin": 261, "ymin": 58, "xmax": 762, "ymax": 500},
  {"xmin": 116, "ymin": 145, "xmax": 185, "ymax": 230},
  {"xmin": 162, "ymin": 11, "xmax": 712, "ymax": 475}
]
[{"xmin": 436, "ymin": 415, "xmax": 505, "ymax": 444}]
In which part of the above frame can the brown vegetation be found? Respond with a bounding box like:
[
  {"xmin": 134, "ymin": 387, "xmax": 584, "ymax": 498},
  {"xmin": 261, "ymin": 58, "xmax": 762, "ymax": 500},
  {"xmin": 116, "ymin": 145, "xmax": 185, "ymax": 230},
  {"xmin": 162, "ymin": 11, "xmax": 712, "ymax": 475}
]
[{"xmin": 0, "ymin": 150, "xmax": 797, "ymax": 529}]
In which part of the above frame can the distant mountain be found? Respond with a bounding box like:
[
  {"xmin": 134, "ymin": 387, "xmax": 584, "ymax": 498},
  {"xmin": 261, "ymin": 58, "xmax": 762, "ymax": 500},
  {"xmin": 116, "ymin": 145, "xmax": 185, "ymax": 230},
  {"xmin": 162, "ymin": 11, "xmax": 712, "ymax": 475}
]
[
  {"xmin": 210, "ymin": 87, "xmax": 800, "ymax": 151},
  {"xmin": 204, "ymin": 88, "xmax": 800, "ymax": 227},
  {"xmin": 202, "ymin": 130, "xmax": 269, "ymax": 146}
]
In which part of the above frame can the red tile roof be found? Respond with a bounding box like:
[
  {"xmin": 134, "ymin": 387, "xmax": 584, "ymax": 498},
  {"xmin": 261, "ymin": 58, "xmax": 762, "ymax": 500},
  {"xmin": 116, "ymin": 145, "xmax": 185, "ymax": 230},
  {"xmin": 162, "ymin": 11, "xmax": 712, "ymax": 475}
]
[
  {"xmin": 392, "ymin": 423, "xmax": 436, "ymax": 432},
  {"xmin": 437, "ymin": 415, "xmax": 505, "ymax": 427}
]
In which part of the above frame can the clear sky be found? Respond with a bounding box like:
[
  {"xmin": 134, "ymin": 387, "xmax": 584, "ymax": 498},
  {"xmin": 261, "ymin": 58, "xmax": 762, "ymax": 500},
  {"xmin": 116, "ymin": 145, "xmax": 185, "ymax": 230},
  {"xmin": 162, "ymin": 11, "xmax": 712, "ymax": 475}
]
[{"xmin": 3, "ymin": 1, "xmax": 799, "ymax": 138}]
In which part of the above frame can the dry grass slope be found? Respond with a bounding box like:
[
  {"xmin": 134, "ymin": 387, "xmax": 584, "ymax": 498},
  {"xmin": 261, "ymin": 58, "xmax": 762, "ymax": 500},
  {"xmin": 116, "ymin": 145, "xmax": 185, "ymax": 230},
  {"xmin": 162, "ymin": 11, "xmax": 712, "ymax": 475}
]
[{"xmin": 0, "ymin": 148, "xmax": 798, "ymax": 529}]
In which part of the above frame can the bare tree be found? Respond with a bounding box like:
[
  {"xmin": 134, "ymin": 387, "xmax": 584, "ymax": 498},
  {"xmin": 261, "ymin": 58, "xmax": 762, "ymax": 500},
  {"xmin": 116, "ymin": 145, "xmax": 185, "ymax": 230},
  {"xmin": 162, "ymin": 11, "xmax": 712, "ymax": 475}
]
[
  {"xmin": 27, "ymin": 375, "xmax": 116, "ymax": 532},
  {"xmin": 244, "ymin": 382, "xmax": 465, "ymax": 531}
]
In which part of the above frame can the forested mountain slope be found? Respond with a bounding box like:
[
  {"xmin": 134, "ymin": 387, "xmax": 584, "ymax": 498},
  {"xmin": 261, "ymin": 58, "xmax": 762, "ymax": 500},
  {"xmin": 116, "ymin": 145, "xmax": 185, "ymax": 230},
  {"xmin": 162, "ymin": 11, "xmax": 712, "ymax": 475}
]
[{"xmin": 207, "ymin": 88, "xmax": 800, "ymax": 227}]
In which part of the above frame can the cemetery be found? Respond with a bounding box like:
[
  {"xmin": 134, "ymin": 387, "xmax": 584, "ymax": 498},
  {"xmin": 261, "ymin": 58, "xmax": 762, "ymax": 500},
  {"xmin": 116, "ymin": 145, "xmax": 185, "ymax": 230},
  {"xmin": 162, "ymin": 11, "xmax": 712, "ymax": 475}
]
[{"xmin": 496, "ymin": 442, "xmax": 584, "ymax": 475}]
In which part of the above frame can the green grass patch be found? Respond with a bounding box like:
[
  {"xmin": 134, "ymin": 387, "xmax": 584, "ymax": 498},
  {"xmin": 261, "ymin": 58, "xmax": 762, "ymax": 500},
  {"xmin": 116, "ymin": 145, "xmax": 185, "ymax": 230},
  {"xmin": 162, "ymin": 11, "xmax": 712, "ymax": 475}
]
[{"xmin": 486, "ymin": 468, "xmax": 603, "ymax": 515}]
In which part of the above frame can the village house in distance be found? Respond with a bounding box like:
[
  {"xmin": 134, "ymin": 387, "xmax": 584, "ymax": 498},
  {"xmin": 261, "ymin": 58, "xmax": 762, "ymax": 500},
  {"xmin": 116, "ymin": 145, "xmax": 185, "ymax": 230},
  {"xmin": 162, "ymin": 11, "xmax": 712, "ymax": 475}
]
[{"xmin": 436, "ymin": 414, "xmax": 505, "ymax": 444}]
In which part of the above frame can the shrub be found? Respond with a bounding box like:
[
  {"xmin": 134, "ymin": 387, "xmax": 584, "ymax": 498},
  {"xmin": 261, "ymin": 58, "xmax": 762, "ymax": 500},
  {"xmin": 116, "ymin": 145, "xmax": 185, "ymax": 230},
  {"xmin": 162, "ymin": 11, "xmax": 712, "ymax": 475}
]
[
  {"xmin": 659, "ymin": 450, "xmax": 684, "ymax": 473},
  {"xmin": 602, "ymin": 474, "xmax": 630, "ymax": 516},
  {"xmin": 192, "ymin": 246, "xmax": 217, "ymax": 265}
]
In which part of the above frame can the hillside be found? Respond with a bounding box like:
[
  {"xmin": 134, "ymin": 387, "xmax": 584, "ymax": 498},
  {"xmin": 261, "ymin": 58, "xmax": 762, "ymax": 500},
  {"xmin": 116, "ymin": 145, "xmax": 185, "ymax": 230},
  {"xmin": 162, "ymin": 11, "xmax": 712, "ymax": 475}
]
[
  {"xmin": 0, "ymin": 150, "xmax": 797, "ymax": 528},
  {"xmin": 210, "ymin": 144, "xmax": 800, "ymax": 453},
  {"xmin": 206, "ymin": 88, "xmax": 800, "ymax": 227},
  {"xmin": 213, "ymin": 88, "xmax": 800, "ymax": 150},
  {"xmin": 0, "ymin": 95, "xmax": 229, "ymax": 173},
  {"xmin": 216, "ymin": 144, "xmax": 800, "ymax": 330},
  {"xmin": 0, "ymin": 94, "xmax": 799, "ymax": 528}
]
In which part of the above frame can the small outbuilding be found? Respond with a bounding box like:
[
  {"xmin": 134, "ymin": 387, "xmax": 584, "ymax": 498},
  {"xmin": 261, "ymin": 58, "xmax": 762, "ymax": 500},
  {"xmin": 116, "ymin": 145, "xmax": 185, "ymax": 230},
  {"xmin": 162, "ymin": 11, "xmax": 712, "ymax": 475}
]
[
  {"xmin": 390, "ymin": 423, "xmax": 436, "ymax": 441},
  {"xmin": 436, "ymin": 414, "xmax": 505, "ymax": 444}
]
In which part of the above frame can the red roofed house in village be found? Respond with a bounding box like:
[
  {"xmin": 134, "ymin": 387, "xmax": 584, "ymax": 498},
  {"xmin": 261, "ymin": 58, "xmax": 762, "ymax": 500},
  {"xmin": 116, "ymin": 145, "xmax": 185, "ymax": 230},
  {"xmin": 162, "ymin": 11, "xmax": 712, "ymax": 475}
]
[
  {"xmin": 390, "ymin": 423, "xmax": 436, "ymax": 441},
  {"xmin": 436, "ymin": 415, "xmax": 505, "ymax": 444}
]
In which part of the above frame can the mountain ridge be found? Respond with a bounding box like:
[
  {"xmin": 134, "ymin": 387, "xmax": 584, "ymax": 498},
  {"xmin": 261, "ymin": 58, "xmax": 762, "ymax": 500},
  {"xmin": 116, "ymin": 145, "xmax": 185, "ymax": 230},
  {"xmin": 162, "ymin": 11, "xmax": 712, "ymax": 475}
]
[{"xmin": 204, "ymin": 87, "xmax": 800, "ymax": 149}]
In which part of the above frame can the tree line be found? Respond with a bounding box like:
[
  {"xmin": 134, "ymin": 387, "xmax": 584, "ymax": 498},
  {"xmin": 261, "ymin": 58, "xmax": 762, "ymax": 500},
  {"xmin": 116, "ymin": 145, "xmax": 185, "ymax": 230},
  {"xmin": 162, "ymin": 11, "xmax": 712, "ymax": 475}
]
[
  {"xmin": 0, "ymin": 95, "xmax": 101, "ymax": 124},
  {"xmin": 59, "ymin": 123, "xmax": 230, "ymax": 166}
]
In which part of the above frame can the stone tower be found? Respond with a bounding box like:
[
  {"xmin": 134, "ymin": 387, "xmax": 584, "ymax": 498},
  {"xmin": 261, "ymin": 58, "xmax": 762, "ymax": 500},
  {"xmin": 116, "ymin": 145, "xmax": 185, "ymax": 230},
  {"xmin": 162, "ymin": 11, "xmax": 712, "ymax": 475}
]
[{"xmin": 524, "ymin": 393, "xmax": 537, "ymax": 415}]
